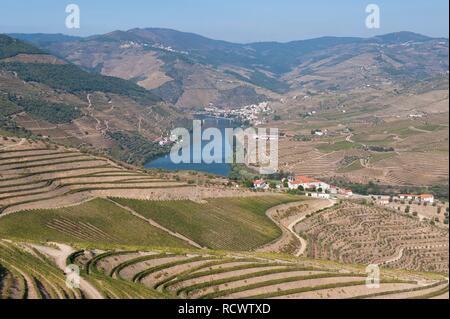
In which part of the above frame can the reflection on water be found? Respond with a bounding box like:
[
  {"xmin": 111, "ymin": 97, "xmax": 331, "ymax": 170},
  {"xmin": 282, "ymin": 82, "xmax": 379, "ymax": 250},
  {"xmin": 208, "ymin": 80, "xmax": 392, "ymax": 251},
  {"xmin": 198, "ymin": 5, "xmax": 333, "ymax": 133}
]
[{"xmin": 144, "ymin": 117, "xmax": 236, "ymax": 177}]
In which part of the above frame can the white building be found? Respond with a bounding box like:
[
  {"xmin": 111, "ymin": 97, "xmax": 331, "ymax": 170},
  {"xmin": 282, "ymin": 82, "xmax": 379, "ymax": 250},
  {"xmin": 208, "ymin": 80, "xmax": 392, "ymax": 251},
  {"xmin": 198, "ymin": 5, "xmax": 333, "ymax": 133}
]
[
  {"xmin": 254, "ymin": 180, "xmax": 269, "ymax": 190},
  {"xmin": 398, "ymin": 194, "xmax": 434, "ymax": 204},
  {"xmin": 288, "ymin": 176, "xmax": 330, "ymax": 192}
]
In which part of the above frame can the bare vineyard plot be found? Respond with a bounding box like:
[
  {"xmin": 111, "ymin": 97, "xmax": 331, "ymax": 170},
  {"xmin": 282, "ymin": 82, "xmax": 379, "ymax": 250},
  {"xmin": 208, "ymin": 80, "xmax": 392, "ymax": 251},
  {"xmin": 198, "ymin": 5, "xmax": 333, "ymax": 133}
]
[{"xmin": 295, "ymin": 202, "xmax": 449, "ymax": 274}]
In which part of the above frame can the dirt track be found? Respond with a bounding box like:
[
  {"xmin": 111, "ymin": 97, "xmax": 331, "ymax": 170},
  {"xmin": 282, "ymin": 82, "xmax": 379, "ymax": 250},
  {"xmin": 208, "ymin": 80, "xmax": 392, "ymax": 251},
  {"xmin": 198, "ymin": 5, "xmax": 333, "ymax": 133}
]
[
  {"xmin": 28, "ymin": 243, "xmax": 104, "ymax": 299},
  {"xmin": 107, "ymin": 198, "xmax": 204, "ymax": 249},
  {"xmin": 257, "ymin": 199, "xmax": 336, "ymax": 256}
]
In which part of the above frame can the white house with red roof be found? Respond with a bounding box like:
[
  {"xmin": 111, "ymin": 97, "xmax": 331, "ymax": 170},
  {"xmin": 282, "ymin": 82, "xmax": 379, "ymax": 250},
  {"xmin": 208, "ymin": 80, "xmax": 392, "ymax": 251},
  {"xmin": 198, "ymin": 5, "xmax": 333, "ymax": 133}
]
[
  {"xmin": 254, "ymin": 179, "xmax": 269, "ymax": 190},
  {"xmin": 288, "ymin": 176, "xmax": 330, "ymax": 192}
]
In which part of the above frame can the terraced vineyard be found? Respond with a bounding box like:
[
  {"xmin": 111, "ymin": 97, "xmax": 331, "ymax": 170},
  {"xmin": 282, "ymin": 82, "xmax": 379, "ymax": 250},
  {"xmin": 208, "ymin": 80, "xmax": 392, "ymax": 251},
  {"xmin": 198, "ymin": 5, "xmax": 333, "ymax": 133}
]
[
  {"xmin": 0, "ymin": 242, "xmax": 448, "ymax": 299},
  {"xmin": 0, "ymin": 241, "xmax": 170, "ymax": 299},
  {"xmin": 110, "ymin": 196, "xmax": 299, "ymax": 251},
  {"xmin": 0, "ymin": 198, "xmax": 191, "ymax": 247},
  {"xmin": 0, "ymin": 137, "xmax": 215, "ymax": 214},
  {"xmin": 295, "ymin": 202, "xmax": 449, "ymax": 274},
  {"xmin": 0, "ymin": 240, "xmax": 83, "ymax": 299},
  {"xmin": 1, "ymin": 136, "xmax": 448, "ymax": 300}
]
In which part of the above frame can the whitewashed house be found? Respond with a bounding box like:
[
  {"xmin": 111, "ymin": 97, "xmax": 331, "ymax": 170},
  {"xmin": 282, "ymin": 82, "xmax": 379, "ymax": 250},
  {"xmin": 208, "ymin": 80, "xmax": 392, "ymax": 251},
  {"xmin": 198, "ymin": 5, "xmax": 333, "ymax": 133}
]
[
  {"xmin": 254, "ymin": 179, "xmax": 269, "ymax": 190},
  {"xmin": 288, "ymin": 176, "xmax": 330, "ymax": 192}
]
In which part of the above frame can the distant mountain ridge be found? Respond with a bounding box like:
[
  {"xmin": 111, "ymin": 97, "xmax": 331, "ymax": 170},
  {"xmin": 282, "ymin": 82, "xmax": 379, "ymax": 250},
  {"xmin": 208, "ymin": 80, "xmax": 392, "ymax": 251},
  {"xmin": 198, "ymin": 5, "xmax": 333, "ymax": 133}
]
[{"xmin": 8, "ymin": 29, "xmax": 449, "ymax": 108}]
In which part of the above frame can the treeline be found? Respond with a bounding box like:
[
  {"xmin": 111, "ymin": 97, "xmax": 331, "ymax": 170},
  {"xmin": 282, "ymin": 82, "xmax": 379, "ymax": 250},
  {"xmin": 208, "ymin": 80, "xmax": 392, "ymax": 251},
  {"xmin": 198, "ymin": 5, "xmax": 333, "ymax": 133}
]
[
  {"xmin": 0, "ymin": 62, "xmax": 162, "ymax": 105},
  {"xmin": 330, "ymin": 179, "xmax": 449, "ymax": 201},
  {"xmin": 108, "ymin": 131, "xmax": 170, "ymax": 165},
  {"xmin": 0, "ymin": 35, "xmax": 43, "ymax": 59},
  {"xmin": 0, "ymin": 96, "xmax": 29, "ymax": 136},
  {"xmin": 0, "ymin": 95, "xmax": 21, "ymax": 117},
  {"xmin": 9, "ymin": 96, "xmax": 82, "ymax": 124},
  {"xmin": 366, "ymin": 146, "xmax": 395, "ymax": 152}
]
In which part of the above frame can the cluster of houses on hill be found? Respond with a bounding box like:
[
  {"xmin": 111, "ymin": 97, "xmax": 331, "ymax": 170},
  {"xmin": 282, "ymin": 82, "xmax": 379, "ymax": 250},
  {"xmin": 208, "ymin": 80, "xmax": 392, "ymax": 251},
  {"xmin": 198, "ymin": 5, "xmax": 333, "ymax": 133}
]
[
  {"xmin": 203, "ymin": 102, "xmax": 272, "ymax": 125},
  {"xmin": 253, "ymin": 175, "xmax": 353, "ymax": 199}
]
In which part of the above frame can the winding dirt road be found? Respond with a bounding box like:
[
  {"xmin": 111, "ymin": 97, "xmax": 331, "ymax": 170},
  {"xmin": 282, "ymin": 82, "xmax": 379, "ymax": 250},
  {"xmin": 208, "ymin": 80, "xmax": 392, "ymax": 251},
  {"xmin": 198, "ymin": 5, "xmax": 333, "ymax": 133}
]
[
  {"xmin": 258, "ymin": 198, "xmax": 336, "ymax": 256},
  {"xmin": 28, "ymin": 243, "xmax": 104, "ymax": 299}
]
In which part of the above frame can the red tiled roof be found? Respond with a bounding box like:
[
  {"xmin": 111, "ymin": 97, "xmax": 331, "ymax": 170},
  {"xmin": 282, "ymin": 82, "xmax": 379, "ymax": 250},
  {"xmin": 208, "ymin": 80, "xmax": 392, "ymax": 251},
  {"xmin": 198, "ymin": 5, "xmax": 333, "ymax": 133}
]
[
  {"xmin": 254, "ymin": 179, "xmax": 266, "ymax": 186},
  {"xmin": 292, "ymin": 176, "xmax": 320, "ymax": 184}
]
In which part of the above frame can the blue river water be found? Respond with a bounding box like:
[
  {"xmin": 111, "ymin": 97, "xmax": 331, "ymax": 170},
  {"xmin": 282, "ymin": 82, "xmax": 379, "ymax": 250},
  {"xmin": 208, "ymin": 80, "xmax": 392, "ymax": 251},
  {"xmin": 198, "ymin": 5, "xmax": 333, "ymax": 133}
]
[{"xmin": 144, "ymin": 117, "xmax": 235, "ymax": 177}]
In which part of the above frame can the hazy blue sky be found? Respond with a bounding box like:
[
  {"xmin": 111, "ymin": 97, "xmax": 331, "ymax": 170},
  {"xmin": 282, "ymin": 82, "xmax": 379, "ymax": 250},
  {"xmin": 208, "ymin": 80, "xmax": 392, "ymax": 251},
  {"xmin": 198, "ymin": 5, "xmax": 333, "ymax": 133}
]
[{"xmin": 0, "ymin": 0, "xmax": 448, "ymax": 42}]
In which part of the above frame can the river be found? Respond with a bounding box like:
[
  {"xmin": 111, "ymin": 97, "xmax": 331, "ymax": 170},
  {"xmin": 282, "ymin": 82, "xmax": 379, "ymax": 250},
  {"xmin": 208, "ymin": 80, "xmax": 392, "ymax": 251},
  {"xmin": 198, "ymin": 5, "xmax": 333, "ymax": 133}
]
[{"xmin": 144, "ymin": 116, "xmax": 236, "ymax": 177}]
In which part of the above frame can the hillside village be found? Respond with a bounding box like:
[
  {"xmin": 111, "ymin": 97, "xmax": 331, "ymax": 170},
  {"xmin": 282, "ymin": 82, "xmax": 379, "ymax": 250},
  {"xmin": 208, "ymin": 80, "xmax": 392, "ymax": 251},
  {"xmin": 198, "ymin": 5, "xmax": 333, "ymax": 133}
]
[{"xmin": 203, "ymin": 102, "xmax": 273, "ymax": 125}]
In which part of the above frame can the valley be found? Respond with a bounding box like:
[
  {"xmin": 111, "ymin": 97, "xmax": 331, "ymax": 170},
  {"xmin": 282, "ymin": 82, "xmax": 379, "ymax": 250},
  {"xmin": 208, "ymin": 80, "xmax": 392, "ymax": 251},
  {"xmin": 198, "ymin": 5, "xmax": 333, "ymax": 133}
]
[{"xmin": 0, "ymin": 28, "xmax": 448, "ymax": 300}]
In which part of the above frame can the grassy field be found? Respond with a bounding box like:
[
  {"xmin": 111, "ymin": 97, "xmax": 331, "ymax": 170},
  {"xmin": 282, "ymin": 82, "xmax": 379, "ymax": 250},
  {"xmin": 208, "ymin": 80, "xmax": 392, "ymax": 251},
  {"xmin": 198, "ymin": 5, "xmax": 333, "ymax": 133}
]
[
  {"xmin": 337, "ymin": 160, "xmax": 364, "ymax": 173},
  {"xmin": 111, "ymin": 195, "xmax": 299, "ymax": 251},
  {"xmin": 0, "ymin": 198, "xmax": 189, "ymax": 248}
]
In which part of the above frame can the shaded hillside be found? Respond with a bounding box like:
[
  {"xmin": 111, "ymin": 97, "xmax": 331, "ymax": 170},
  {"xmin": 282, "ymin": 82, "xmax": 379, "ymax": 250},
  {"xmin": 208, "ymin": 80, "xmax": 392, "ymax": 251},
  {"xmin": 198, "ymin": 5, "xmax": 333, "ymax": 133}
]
[{"xmin": 0, "ymin": 34, "xmax": 186, "ymax": 165}]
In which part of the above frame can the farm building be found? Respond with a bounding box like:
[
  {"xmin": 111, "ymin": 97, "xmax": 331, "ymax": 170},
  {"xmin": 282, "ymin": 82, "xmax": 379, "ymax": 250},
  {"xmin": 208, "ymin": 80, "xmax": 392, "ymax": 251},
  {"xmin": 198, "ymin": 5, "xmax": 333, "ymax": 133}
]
[
  {"xmin": 288, "ymin": 176, "xmax": 330, "ymax": 192},
  {"xmin": 397, "ymin": 194, "xmax": 434, "ymax": 204},
  {"xmin": 254, "ymin": 179, "xmax": 269, "ymax": 190}
]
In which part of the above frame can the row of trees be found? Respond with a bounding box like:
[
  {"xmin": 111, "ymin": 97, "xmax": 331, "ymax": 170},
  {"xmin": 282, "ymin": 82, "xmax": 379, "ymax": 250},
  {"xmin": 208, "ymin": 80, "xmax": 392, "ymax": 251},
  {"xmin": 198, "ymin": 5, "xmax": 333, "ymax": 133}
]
[
  {"xmin": 8, "ymin": 96, "xmax": 82, "ymax": 124},
  {"xmin": 108, "ymin": 131, "xmax": 171, "ymax": 165}
]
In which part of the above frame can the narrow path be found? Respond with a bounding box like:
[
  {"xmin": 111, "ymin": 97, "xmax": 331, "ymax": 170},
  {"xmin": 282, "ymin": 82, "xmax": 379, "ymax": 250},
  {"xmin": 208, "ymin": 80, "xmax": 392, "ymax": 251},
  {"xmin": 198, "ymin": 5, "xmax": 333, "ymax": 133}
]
[
  {"xmin": 409, "ymin": 126, "xmax": 432, "ymax": 134},
  {"xmin": 86, "ymin": 94, "xmax": 106, "ymax": 135},
  {"xmin": 28, "ymin": 243, "xmax": 104, "ymax": 299},
  {"xmin": 346, "ymin": 134, "xmax": 354, "ymax": 143},
  {"xmin": 258, "ymin": 199, "xmax": 336, "ymax": 257},
  {"xmin": 0, "ymin": 138, "xmax": 26, "ymax": 151},
  {"xmin": 290, "ymin": 199, "xmax": 336, "ymax": 257},
  {"xmin": 107, "ymin": 198, "xmax": 205, "ymax": 249}
]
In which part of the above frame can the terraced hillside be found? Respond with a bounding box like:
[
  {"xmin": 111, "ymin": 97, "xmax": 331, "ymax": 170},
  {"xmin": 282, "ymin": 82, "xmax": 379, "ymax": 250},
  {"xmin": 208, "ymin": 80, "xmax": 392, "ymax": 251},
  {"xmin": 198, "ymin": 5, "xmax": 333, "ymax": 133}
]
[
  {"xmin": 110, "ymin": 196, "xmax": 299, "ymax": 251},
  {"xmin": 0, "ymin": 137, "xmax": 195, "ymax": 214},
  {"xmin": 0, "ymin": 241, "xmax": 170, "ymax": 299},
  {"xmin": 0, "ymin": 136, "xmax": 264, "ymax": 215},
  {"xmin": 0, "ymin": 195, "xmax": 300, "ymax": 251},
  {"xmin": 295, "ymin": 202, "xmax": 449, "ymax": 274},
  {"xmin": 3, "ymin": 241, "xmax": 447, "ymax": 299}
]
